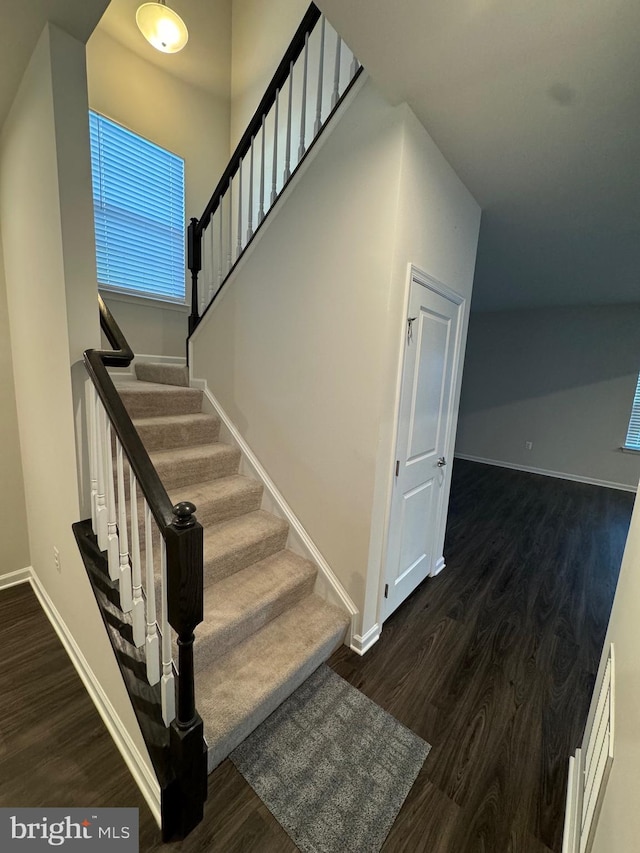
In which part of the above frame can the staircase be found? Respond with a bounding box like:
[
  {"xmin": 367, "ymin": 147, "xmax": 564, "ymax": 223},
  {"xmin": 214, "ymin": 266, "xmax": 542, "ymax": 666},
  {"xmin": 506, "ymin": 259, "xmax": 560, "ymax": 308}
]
[{"xmin": 114, "ymin": 363, "xmax": 349, "ymax": 772}]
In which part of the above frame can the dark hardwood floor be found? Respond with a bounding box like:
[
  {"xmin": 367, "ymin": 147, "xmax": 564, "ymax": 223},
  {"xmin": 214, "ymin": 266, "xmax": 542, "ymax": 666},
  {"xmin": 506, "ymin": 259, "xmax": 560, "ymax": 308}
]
[{"xmin": 0, "ymin": 460, "xmax": 633, "ymax": 852}]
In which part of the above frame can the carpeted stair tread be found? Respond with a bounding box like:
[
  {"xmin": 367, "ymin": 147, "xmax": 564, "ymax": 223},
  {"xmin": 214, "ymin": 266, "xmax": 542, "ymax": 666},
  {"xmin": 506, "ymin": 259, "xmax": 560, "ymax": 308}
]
[
  {"xmin": 196, "ymin": 594, "xmax": 349, "ymax": 771},
  {"xmin": 148, "ymin": 443, "xmax": 241, "ymax": 491},
  {"xmin": 115, "ymin": 380, "xmax": 203, "ymax": 418},
  {"xmin": 133, "ymin": 412, "xmax": 220, "ymax": 452},
  {"xmin": 135, "ymin": 362, "xmax": 189, "ymax": 387},
  {"xmin": 195, "ymin": 550, "xmax": 317, "ymax": 662},
  {"xmin": 170, "ymin": 475, "xmax": 263, "ymax": 526},
  {"xmin": 203, "ymin": 510, "xmax": 289, "ymax": 584}
]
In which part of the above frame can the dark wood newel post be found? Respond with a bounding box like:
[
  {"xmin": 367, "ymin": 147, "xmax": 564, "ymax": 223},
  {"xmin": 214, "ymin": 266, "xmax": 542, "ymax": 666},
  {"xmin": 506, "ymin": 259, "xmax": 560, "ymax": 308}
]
[
  {"xmin": 187, "ymin": 218, "xmax": 201, "ymax": 336},
  {"xmin": 163, "ymin": 501, "xmax": 208, "ymax": 840}
]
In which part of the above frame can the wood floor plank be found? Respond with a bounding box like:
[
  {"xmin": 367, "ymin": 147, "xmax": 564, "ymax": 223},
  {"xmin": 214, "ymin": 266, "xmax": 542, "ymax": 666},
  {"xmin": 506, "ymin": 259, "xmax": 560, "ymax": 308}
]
[{"xmin": 0, "ymin": 460, "xmax": 632, "ymax": 852}]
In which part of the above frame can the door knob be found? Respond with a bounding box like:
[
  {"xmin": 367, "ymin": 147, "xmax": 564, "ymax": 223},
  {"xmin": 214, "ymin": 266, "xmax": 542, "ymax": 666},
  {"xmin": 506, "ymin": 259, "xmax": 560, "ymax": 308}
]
[{"xmin": 437, "ymin": 457, "xmax": 447, "ymax": 467}]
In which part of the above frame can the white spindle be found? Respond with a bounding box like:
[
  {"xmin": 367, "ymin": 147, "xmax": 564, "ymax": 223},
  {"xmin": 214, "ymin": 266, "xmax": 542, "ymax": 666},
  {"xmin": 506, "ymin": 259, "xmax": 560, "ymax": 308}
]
[
  {"xmin": 160, "ymin": 538, "xmax": 176, "ymax": 726},
  {"xmin": 246, "ymin": 136, "xmax": 254, "ymax": 242},
  {"xmin": 236, "ymin": 161, "xmax": 243, "ymax": 259},
  {"xmin": 350, "ymin": 53, "xmax": 359, "ymax": 81},
  {"xmin": 271, "ymin": 89, "xmax": 279, "ymax": 205},
  {"xmin": 116, "ymin": 441, "xmax": 133, "ymax": 612},
  {"xmin": 259, "ymin": 116, "xmax": 266, "ymax": 224},
  {"xmin": 129, "ymin": 466, "xmax": 145, "ymax": 648},
  {"xmin": 284, "ymin": 62, "xmax": 293, "ymax": 181},
  {"xmin": 104, "ymin": 418, "xmax": 119, "ymax": 581},
  {"xmin": 88, "ymin": 385, "xmax": 98, "ymax": 535},
  {"xmin": 298, "ymin": 33, "xmax": 309, "ymax": 160},
  {"xmin": 227, "ymin": 176, "xmax": 233, "ymax": 274},
  {"xmin": 208, "ymin": 222, "xmax": 215, "ymax": 304},
  {"xmin": 144, "ymin": 502, "xmax": 160, "ymax": 685},
  {"xmin": 314, "ymin": 17, "xmax": 326, "ymax": 135},
  {"xmin": 95, "ymin": 397, "xmax": 108, "ymax": 551},
  {"xmin": 218, "ymin": 201, "xmax": 224, "ymax": 288},
  {"xmin": 332, "ymin": 35, "xmax": 342, "ymax": 108}
]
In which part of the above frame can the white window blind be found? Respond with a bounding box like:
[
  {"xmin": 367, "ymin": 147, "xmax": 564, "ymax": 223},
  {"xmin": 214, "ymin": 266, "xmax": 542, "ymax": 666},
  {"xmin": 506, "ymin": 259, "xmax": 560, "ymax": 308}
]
[
  {"xmin": 624, "ymin": 373, "xmax": 640, "ymax": 451},
  {"xmin": 89, "ymin": 111, "xmax": 185, "ymax": 303}
]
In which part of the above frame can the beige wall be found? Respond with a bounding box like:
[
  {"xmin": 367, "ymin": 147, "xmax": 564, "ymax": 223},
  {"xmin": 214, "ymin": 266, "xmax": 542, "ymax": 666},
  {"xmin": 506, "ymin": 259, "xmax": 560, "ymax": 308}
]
[
  {"xmin": 455, "ymin": 304, "xmax": 640, "ymax": 489},
  {"xmin": 192, "ymin": 80, "xmax": 480, "ymax": 638},
  {"xmin": 86, "ymin": 27, "xmax": 232, "ymax": 356},
  {"xmin": 0, "ymin": 23, "xmax": 152, "ymax": 774},
  {"xmin": 591, "ymin": 487, "xmax": 640, "ymax": 851},
  {"xmin": 230, "ymin": 0, "xmax": 307, "ymax": 148},
  {"xmin": 0, "ymin": 238, "xmax": 29, "ymax": 572}
]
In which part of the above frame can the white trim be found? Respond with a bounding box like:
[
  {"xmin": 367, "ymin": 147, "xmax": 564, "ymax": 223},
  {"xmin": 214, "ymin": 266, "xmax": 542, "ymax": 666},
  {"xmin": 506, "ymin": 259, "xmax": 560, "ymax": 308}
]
[
  {"xmin": 99, "ymin": 288, "xmax": 188, "ymax": 314},
  {"xmin": 350, "ymin": 623, "xmax": 381, "ymax": 656},
  {"xmin": 190, "ymin": 378, "xmax": 359, "ymax": 644},
  {"xmin": 26, "ymin": 569, "xmax": 162, "ymax": 827},
  {"xmin": 0, "ymin": 567, "xmax": 33, "ymax": 590},
  {"xmin": 431, "ymin": 556, "xmax": 446, "ymax": 577},
  {"xmin": 454, "ymin": 453, "xmax": 638, "ymax": 493},
  {"xmin": 562, "ymin": 748, "xmax": 583, "ymax": 853},
  {"xmin": 107, "ymin": 353, "xmax": 186, "ymax": 378}
]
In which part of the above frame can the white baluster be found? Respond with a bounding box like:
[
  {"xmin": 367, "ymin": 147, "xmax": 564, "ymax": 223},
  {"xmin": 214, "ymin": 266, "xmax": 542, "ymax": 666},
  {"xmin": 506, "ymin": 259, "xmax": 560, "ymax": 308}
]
[
  {"xmin": 246, "ymin": 136, "xmax": 254, "ymax": 242},
  {"xmin": 218, "ymin": 201, "xmax": 224, "ymax": 288},
  {"xmin": 298, "ymin": 32, "xmax": 309, "ymax": 161},
  {"xmin": 88, "ymin": 384, "xmax": 98, "ymax": 534},
  {"xmin": 350, "ymin": 53, "xmax": 359, "ymax": 81},
  {"xmin": 160, "ymin": 538, "xmax": 176, "ymax": 726},
  {"xmin": 259, "ymin": 115, "xmax": 266, "ymax": 224},
  {"xmin": 314, "ymin": 17, "xmax": 326, "ymax": 135},
  {"xmin": 129, "ymin": 466, "xmax": 145, "ymax": 648},
  {"xmin": 284, "ymin": 62, "xmax": 293, "ymax": 181},
  {"xmin": 236, "ymin": 160, "xmax": 243, "ymax": 260},
  {"xmin": 144, "ymin": 502, "xmax": 160, "ymax": 686},
  {"xmin": 271, "ymin": 89, "xmax": 279, "ymax": 205},
  {"xmin": 95, "ymin": 397, "xmax": 108, "ymax": 551},
  {"xmin": 208, "ymin": 222, "xmax": 215, "ymax": 305},
  {"xmin": 332, "ymin": 35, "xmax": 342, "ymax": 108},
  {"xmin": 227, "ymin": 176, "xmax": 233, "ymax": 275},
  {"xmin": 104, "ymin": 417, "xmax": 119, "ymax": 581},
  {"xmin": 116, "ymin": 441, "xmax": 133, "ymax": 611}
]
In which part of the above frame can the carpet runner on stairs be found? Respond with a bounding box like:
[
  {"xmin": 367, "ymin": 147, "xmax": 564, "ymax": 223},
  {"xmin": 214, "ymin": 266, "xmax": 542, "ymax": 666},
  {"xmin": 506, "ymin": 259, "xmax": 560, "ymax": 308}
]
[{"xmin": 113, "ymin": 363, "xmax": 349, "ymax": 772}]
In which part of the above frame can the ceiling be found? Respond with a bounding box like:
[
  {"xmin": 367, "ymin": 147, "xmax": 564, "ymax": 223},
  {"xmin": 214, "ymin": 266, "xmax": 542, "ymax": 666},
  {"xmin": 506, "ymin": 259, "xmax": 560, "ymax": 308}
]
[
  {"xmin": 2, "ymin": 0, "xmax": 638, "ymax": 312},
  {"xmin": 317, "ymin": 0, "xmax": 640, "ymax": 311}
]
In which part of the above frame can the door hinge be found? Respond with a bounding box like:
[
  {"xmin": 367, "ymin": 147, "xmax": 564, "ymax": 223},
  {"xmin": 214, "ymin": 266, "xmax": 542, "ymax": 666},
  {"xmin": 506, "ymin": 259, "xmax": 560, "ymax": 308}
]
[
  {"xmin": 384, "ymin": 583, "xmax": 389, "ymax": 598},
  {"xmin": 395, "ymin": 460, "xmax": 400, "ymax": 477}
]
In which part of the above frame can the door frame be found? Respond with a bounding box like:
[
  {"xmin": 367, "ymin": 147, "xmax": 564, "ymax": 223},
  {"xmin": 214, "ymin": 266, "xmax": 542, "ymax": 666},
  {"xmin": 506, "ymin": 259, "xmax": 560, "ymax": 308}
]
[{"xmin": 378, "ymin": 264, "xmax": 467, "ymax": 624}]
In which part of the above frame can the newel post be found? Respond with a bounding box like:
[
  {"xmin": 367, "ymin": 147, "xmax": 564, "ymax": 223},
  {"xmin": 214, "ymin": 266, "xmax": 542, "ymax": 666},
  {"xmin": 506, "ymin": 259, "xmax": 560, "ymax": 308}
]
[
  {"xmin": 187, "ymin": 218, "xmax": 202, "ymax": 336},
  {"xmin": 162, "ymin": 501, "xmax": 207, "ymax": 841}
]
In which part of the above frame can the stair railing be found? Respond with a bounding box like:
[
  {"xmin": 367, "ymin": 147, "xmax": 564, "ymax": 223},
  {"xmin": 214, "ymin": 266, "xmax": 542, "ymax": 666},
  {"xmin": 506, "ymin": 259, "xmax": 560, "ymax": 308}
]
[
  {"xmin": 83, "ymin": 294, "xmax": 207, "ymax": 840},
  {"xmin": 187, "ymin": 2, "xmax": 363, "ymax": 333}
]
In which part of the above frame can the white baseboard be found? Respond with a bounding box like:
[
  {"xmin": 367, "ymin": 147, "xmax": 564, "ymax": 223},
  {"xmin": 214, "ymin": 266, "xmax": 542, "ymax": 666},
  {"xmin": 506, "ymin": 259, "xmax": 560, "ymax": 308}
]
[
  {"xmin": 431, "ymin": 556, "xmax": 446, "ymax": 577},
  {"xmin": 18, "ymin": 569, "xmax": 162, "ymax": 826},
  {"xmin": 0, "ymin": 567, "xmax": 33, "ymax": 590},
  {"xmin": 350, "ymin": 623, "xmax": 381, "ymax": 656},
  {"xmin": 191, "ymin": 378, "xmax": 359, "ymax": 644},
  {"xmin": 108, "ymin": 353, "xmax": 186, "ymax": 377},
  {"xmin": 454, "ymin": 453, "xmax": 637, "ymax": 493}
]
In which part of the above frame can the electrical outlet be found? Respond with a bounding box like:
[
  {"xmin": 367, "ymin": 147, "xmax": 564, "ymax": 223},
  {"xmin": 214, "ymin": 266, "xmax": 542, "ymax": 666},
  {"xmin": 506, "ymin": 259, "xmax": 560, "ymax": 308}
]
[
  {"xmin": 525, "ymin": 440, "xmax": 533, "ymax": 451},
  {"xmin": 53, "ymin": 546, "xmax": 61, "ymax": 573}
]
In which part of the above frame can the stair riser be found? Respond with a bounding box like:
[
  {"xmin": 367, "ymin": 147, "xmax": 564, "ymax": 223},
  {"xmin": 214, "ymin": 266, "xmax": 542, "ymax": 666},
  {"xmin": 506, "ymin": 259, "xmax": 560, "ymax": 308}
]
[
  {"xmin": 135, "ymin": 419, "xmax": 220, "ymax": 452},
  {"xmin": 194, "ymin": 573, "xmax": 316, "ymax": 663},
  {"xmin": 135, "ymin": 363, "xmax": 189, "ymax": 387},
  {"xmin": 115, "ymin": 448, "xmax": 240, "ymax": 494},
  {"xmin": 204, "ymin": 527, "xmax": 289, "ymax": 585},
  {"xmin": 119, "ymin": 390, "xmax": 203, "ymax": 419}
]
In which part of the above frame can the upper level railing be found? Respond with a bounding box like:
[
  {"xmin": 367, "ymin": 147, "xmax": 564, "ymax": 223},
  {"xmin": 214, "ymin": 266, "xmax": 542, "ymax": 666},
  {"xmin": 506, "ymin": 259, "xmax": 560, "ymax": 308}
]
[
  {"xmin": 83, "ymin": 295, "xmax": 207, "ymax": 839},
  {"xmin": 187, "ymin": 3, "xmax": 363, "ymax": 333}
]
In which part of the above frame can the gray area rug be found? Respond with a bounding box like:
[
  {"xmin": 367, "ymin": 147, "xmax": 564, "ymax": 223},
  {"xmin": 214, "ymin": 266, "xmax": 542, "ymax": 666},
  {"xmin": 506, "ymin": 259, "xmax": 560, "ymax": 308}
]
[{"xmin": 230, "ymin": 664, "xmax": 430, "ymax": 853}]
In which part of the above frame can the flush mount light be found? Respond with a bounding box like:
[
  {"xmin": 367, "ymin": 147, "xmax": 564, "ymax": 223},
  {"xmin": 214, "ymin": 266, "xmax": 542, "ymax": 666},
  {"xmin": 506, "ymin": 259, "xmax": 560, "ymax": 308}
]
[{"xmin": 136, "ymin": 1, "xmax": 189, "ymax": 54}]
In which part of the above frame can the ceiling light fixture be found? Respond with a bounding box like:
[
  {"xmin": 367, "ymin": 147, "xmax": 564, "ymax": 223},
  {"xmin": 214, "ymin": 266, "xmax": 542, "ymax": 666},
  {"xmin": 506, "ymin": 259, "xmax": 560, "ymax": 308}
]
[{"xmin": 136, "ymin": 1, "xmax": 189, "ymax": 54}]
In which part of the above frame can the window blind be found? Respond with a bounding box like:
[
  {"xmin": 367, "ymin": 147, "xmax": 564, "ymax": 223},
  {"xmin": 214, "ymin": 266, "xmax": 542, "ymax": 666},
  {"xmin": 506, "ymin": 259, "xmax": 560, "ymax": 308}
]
[
  {"xmin": 624, "ymin": 373, "xmax": 640, "ymax": 450},
  {"xmin": 89, "ymin": 111, "xmax": 185, "ymax": 303}
]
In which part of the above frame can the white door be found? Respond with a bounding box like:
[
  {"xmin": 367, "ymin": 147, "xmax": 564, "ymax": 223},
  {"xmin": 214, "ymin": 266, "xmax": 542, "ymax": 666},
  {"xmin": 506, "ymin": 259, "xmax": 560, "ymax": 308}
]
[{"xmin": 382, "ymin": 272, "xmax": 464, "ymax": 621}]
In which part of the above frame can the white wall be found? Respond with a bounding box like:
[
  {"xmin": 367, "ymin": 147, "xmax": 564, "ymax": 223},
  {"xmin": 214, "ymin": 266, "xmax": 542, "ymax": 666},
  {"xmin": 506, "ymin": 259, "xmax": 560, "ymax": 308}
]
[
  {"xmin": 86, "ymin": 28, "xmax": 231, "ymax": 356},
  {"xmin": 230, "ymin": 0, "xmax": 307, "ymax": 148},
  {"xmin": 0, "ymin": 238, "xmax": 29, "ymax": 572},
  {"xmin": 455, "ymin": 304, "xmax": 640, "ymax": 490},
  {"xmin": 0, "ymin": 22, "xmax": 153, "ymax": 775},
  {"xmin": 591, "ymin": 487, "xmax": 640, "ymax": 852},
  {"xmin": 192, "ymin": 80, "xmax": 480, "ymax": 638}
]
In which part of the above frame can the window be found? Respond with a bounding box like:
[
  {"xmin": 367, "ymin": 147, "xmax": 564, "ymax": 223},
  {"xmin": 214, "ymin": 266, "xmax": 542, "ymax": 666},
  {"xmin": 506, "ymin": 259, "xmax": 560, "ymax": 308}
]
[
  {"xmin": 624, "ymin": 372, "xmax": 640, "ymax": 451},
  {"xmin": 89, "ymin": 111, "xmax": 185, "ymax": 303}
]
